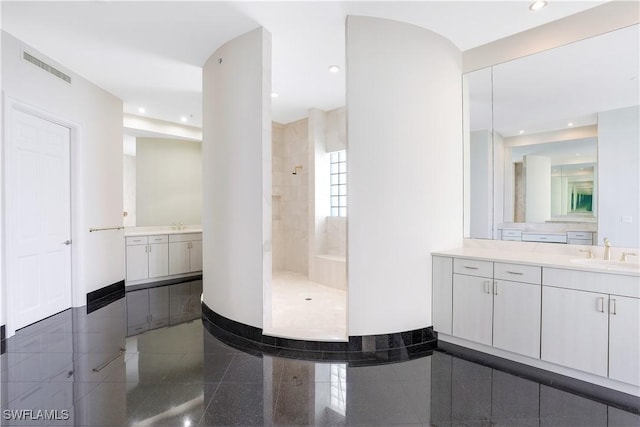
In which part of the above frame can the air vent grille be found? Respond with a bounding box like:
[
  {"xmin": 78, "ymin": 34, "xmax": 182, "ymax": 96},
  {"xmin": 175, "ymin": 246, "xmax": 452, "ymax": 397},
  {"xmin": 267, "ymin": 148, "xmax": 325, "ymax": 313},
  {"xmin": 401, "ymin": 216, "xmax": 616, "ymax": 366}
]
[{"xmin": 23, "ymin": 51, "xmax": 72, "ymax": 84}]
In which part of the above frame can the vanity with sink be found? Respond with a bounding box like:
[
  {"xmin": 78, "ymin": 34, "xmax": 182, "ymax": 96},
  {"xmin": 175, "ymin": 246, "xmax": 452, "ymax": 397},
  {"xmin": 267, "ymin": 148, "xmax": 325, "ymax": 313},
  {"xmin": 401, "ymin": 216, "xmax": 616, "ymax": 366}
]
[
  {"xmin": 123, "ymin": 226, "xmax": 203, "ymax": 336},
  {"xmin": 432, "ymin": 241, "xmax": 640, "ymax": 397}
]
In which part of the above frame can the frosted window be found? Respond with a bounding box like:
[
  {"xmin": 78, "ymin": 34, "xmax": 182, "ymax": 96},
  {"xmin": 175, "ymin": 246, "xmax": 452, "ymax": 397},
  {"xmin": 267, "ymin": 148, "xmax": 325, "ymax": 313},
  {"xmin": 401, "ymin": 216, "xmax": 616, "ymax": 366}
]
[{"xmin": 329, "ymin": 150, "xmax": 347, "ymax": 217}]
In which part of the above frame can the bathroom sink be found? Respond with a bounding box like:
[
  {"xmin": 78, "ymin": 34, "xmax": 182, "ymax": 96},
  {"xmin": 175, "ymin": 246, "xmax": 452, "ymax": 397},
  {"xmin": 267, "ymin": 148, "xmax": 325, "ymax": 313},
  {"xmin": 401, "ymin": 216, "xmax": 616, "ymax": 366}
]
[{"xmin": 569, "ymin": 258, "xmax": 640, "ymax": 272}]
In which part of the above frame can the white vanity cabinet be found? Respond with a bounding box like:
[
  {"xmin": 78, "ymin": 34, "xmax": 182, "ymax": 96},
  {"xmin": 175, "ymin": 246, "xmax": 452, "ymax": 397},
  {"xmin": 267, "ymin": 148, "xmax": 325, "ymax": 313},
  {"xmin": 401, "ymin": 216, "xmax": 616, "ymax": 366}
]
[
  {"xmin": 541, "ymin": 268, "xmax": 640, "ymax": 386},
  {"xmin": 168, "ymin": 233, "xmax": 203, "ymax": 275},
  {"xmin": 125, "ymin": 235, "xmax": 169, "ymax": 282},
  {"xmin": 432, "ymin": 256, "xmax": 453, "ymax": 334},
  {"xmin": 450, "ymin": 258, "xmax": 542, "ymax": 358}
]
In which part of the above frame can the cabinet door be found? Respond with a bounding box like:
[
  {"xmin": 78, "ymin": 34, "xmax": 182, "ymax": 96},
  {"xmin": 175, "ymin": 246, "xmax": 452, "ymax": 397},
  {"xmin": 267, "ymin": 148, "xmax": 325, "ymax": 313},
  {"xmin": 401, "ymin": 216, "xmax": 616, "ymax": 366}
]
[
  {"xmin": 189, "ymin": 240, "xmax": 203, "ymax": 272},
  {"xmin": 148, "ymin": 286, "xmax": 170, "ymax": 330},
  {"xmin": 432, "ymin": 256, "xmax": 453, "ymax": 335},
  {"xmin": 169, "ymin": 241, "xmax": 190, "ymax": 275},
  {"xmin": 609, "ymin": 295, "xmax": 640, "ymax": 386},
  {"xmin": 126, "ymin": 290, "xmax": 149, "ymax": 336},
  {"xmin": 541, "ymin": 286, "xmax": 608, "ymax": 377},
  {"xmin": 452, "ymin": 274, "xmax": 493, "ymax": 346},
  {"xmin": 493, "ymin": 280, "xmax": 541, "ymax": 359},
  {"xmin": 126, "ymin": 245, "xmax": 148, "ymax": 282},
  {"xmin": 148, "ymin": 243, "xmax": 168, "ymax": 278}
]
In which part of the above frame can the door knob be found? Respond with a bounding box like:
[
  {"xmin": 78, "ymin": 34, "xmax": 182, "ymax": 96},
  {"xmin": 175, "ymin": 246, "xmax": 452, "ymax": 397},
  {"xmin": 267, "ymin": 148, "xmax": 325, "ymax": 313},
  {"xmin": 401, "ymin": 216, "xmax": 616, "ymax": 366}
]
[{"xmin": 63, "ymin": 240, "xmax": 72, "ymax": 245}]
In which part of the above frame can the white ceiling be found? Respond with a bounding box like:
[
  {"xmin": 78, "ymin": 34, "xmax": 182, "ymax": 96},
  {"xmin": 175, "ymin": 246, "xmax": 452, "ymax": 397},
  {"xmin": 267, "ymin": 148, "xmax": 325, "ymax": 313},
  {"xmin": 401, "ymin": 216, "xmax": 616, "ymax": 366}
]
[{"xmin": 2, "ymin": 1, "xmax": 609, "ymax": 127}]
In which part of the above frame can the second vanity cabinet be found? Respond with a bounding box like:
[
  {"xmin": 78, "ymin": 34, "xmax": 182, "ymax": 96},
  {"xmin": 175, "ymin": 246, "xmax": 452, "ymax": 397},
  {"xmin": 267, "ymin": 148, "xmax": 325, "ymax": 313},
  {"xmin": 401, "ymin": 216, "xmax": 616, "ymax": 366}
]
[
  {"xmin": 168, "ymin": 233, "xmax": 203, "ymax": 275},
  {"xmin": 451, "ymin": 258, "xmax": 541, "ymax": 359},
  {"xmin": 125, "ymin": 232, "xmax": 203, "ymax": 283},
  {"xmin": 126, "ymin": 235, "xmax": 169, "ymax": 281}
]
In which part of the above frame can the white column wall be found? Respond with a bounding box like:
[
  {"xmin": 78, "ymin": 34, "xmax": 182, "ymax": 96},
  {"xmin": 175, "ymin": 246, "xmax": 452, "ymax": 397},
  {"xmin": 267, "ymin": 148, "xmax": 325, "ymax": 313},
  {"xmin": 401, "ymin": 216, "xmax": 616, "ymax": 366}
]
[
  {"xmin": 202, "ymin": 27, "xmax": 271, "ymax": 329},
  {"xmin": 598, "ymin": 106, "xmax": 640, "ymax": 248},
  {"xmin": 469, "ymin": 130, "xmax": 492, "ymax": 239},
  {"xmin": 2, "ymin": 32, "xmax": 124, "ymax": 319},
  {"xmin": 524, "ymin": 155, "xmax": 551, "ymax": 223},
  {"xmin": 346, "ymin": 16, "xmax": 463, "ymax": 336}
]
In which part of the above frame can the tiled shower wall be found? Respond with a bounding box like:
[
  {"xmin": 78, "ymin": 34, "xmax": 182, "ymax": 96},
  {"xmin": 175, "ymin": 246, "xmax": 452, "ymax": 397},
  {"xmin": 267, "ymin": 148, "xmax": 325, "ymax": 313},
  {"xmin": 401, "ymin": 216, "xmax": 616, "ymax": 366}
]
[{"xmin": 272, "ymin": 119, "xmax": 309, "ymax": 275}]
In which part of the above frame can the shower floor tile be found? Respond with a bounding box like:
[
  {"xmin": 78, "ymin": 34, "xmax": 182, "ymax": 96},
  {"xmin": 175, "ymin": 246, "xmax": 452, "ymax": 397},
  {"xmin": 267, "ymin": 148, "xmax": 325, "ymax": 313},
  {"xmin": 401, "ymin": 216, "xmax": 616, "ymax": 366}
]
[{"xmin": 266, "ymin": 270, "xmax": 347, "ymax": 341}]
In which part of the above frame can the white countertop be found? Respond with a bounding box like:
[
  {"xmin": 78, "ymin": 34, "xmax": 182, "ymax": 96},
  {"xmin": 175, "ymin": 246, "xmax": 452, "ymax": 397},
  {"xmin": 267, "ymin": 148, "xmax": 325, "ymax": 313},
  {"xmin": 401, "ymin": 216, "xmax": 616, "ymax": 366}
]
[
  {"xmin": 124, "ymin": 226, "xmax": 202, "ymax": 237},
  {"xmin": 433, "ymin": 246, "xmax": 640, "ymax": 277}
]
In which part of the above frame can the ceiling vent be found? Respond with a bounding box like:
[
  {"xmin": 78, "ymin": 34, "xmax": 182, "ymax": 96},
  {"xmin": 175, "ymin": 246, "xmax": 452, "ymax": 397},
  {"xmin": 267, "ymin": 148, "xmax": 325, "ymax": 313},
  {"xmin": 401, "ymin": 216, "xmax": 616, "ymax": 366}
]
[{"xmin": 22, "ymin": 51, "xmax": 72, "ymax": 84}]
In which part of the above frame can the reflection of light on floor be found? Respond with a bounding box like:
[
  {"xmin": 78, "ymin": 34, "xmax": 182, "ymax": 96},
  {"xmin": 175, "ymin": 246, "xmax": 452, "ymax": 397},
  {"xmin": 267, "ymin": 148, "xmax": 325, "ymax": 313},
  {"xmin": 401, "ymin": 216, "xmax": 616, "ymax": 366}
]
[
  {"xmin": 131, "ymin": 394, "xmax": 204, "ymax": 426},
  {"xmin": 330, "ymin": 364, "xmax": 347, "ymax": 416}
]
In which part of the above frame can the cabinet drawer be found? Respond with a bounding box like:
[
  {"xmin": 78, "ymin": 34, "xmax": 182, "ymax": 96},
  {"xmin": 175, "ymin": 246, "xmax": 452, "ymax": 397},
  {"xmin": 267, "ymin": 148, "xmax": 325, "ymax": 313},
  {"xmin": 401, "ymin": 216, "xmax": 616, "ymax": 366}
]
[
  {"xmin": 567, "ymin": 231, "xmax": 593, "ymax": 240},
  {"xmin": 126, "ymin": 236, "xmax": 148, "ymax": 245},
  {"xmin": 494, "ymin": 262, "xmax": 541, "ymax": 285},
  {"xmin": 453, "ymin": 258, "xmax": 493, "ymax": 278},
  {"xmin": 522, "ymin": 233, "xmax": 567, "ymax": 243},
  {"xmin": 148, "ymin": 235, "xmax": 168, "ymax": 244},
  {"xmin": 502, "ymin": 230, "xmax": 522, "ymax": 238},
  {"xmin": 568, "ymin": 238, "xmax": 593, "ymax": 245},
  {"xmin": 169, "ymin": 233, "xmax": 202, "ymax": 243}
]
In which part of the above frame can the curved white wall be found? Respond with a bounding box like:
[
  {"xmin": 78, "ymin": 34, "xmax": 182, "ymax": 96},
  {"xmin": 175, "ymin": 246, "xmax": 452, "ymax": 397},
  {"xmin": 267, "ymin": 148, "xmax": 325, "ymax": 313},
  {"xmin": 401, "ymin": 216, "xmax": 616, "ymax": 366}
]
[
  {"xmin": 346, "ymin": 16, "xmax": 463, "ymax": 336},
  {"xmin": 202, "ymin": 27, "xmax": 271, "ymax": 329}
]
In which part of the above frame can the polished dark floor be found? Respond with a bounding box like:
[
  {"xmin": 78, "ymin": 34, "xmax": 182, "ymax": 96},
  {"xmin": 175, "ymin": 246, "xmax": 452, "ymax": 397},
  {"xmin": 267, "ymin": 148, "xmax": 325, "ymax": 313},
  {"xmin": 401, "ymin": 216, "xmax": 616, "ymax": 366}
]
[{"xmin": 1, "ymin": 299, "xmax": 639, "ymax": 426}]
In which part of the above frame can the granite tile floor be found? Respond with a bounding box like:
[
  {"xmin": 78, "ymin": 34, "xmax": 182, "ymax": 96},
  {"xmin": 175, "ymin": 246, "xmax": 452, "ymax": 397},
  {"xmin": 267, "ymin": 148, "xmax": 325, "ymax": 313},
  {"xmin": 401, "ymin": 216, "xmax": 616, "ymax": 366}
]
[{"xmin": 1, "ymin": 300, "xmax": 639, "ymax": 427}]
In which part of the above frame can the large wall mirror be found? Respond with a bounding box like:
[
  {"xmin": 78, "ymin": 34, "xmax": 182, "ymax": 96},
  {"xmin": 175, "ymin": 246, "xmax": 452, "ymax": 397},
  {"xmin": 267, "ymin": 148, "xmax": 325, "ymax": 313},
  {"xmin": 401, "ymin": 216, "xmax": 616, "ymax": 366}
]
[{"xmin": 464, "ymin": 24, "xmax": 640, "ymax": 246}]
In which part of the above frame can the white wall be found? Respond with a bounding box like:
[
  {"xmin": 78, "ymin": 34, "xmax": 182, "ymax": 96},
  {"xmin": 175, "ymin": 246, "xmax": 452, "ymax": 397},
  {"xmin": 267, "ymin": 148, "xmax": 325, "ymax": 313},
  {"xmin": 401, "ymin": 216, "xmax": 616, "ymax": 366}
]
[
  {"xmin": 202, "ymin": 27, "xmax": 271, "ymax": 329},
  {"xmin": 136, "ymin": 137, "xmax": 202, "ymax": 226},
  {"xmin": 123, "ymin": 154, "xmax": 136, "ymax": 227},
  {"xmin": 598, "ymin": 106, "xmax": 640, "ymax": 248},
  {"xmin": 346, "ymin": 16, "xmax": 463, "ymax": 336},
  {"xmin": 2, "ymin": 31, "xmax": 124, "ymax": 323}
]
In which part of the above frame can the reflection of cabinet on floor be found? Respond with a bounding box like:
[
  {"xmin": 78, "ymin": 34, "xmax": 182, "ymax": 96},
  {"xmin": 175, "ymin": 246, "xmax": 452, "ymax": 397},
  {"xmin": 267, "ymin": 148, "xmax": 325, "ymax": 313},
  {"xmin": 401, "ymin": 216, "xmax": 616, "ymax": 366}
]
[{"xmin": 126, "ymin": 280, "xmax": 203, "ymax": 336}]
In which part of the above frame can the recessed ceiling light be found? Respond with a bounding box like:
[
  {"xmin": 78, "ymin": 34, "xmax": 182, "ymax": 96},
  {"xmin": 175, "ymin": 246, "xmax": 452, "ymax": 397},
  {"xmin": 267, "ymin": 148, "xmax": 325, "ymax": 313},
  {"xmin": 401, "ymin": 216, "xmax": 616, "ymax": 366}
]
[
  {"xmin": 568, "ymin": 122, "xmax": 574, "ymax": 127},
  {"xmin": 328, "ymin": 65, "xmax": 340, "ymax": 73},
  {"xmin": 576, "ymin": 153, "xmax": 581, "ymax": 156},
  {"xmin": 138, "ymin": 107, "xmax": 146, "ymax": 114},
  {"xmin": 271, "ymin": 92, "xmax": 279, "ymax": 98},
  {"xmin": 519, "ymin": 130, "xmax": 525, "ymax": 134},
  {"xmin": 180, "ymin": 116, "xmax": 188, "ymax": 122},
  {"xmin": 529, "ymin": 1, "xmax": 548, "ymax": 11}
]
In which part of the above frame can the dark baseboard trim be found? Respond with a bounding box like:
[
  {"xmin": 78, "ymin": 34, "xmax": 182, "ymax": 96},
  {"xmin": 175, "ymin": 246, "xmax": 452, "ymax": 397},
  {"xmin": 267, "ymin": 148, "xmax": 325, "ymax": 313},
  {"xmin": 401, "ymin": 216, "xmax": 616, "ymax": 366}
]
[
  {"xmin": 201, "ymin": 301, "xmax": 436, "ymax": 365},
  {"xmin": 125, "ymin": 274, "xmax": 202, "ymax": 293},
  {"xmin": 437, "ymin": 340, "xmax": 640, "ymax": 415},
  {"xmin": 86, "ymin": 280, "xmax": 125, "ymax": 314}
]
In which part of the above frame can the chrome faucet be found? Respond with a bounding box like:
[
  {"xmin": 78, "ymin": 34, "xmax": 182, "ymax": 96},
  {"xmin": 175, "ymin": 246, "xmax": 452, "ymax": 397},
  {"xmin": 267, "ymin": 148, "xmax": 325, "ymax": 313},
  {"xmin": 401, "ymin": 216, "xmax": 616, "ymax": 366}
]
[{"xmin": 603, "ymin": 238, "xmax": 611, "ymax": 261}]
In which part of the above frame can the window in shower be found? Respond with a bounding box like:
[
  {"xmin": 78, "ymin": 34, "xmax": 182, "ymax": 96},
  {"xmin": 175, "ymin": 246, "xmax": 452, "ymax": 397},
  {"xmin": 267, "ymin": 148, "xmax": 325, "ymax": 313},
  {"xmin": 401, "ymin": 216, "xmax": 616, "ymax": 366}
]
[{"xmin": 330, "ymin": 150, "xmax": 347, "ymax": 217}]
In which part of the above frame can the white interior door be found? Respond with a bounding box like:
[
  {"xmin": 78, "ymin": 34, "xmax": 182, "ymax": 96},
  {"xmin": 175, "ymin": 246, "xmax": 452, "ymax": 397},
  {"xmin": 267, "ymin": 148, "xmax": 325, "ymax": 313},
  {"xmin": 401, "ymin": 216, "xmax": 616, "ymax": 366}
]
[{"xmin": 7, "ymin": 108, "xmax": 72, "ymax": 332}]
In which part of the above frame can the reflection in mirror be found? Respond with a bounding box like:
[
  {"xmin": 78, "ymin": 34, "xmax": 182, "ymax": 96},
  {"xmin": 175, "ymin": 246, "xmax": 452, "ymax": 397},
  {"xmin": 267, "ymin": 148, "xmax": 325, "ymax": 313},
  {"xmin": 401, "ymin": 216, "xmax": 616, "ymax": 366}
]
[
  {"xmin": 463, "ymin": 67, "xmax": 494, "ymax": 239},
  {"xmin": 465, "ymin": 24, "xmax": 639, "ymax": 245},
  {"xmin": 508, "ymin": 138, "xmax": 597, "ymax": 223}
]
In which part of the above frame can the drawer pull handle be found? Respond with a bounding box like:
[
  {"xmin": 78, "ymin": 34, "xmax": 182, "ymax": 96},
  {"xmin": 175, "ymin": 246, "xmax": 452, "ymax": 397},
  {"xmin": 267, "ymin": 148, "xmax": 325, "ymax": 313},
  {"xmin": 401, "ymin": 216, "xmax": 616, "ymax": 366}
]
[
  {"xmin": 92, "ymin": 348, "xmax": 126, "ymax": 372},
  {"xmin": 493, "ymin": 281, "xmax": 499, "ymax": 295},
  {"xmin": 464, "ymin": 266, "xmax": 479, "ymax": 270},
  {"xmin": 611, "ymin": 299, "xmax": 617, "ymax": 315},
  {"xmin": 506, "ymin": 271, "xmax": 524, "ymax": 275},
  {"xmin": 597, "ymin": 297, "xmax": 605, "ymax": 313}
]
